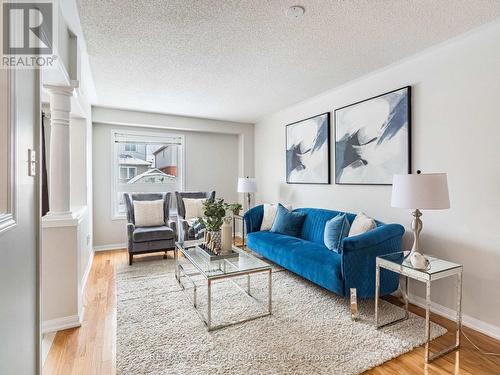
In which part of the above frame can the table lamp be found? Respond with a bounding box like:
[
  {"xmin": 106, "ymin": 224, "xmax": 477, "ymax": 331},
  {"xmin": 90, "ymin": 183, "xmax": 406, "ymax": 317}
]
[
  {"xmin": 237, "ymin": 177, "xmax": 257, "ymax": 211},
  {"xmin": 391, "ymin": 171, "xmax": 450, "ymax": 269}
]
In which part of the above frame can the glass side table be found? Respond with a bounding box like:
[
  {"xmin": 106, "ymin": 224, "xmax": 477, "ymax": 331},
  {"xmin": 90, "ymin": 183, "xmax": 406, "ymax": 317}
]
[{"xmin": 375, "ymin": 251, "xmax": 463, "ymax": 363}]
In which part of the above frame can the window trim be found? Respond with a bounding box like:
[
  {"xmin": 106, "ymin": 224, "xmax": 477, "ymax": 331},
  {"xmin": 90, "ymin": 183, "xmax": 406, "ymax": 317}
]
[
  {"xmin": 0, "ymin": 69, "xmax": 17, "ymax": 235},
  {"xmin": 110, "ymin": 128, "xmax": 185, "ymax": 220}
]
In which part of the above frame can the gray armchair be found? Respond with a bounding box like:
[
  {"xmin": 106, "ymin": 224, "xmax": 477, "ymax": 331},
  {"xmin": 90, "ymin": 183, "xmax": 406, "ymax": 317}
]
[
  {"xmin": 124, "ymin": 192, "xmax": 177, "ymax": 265},
  {"xmin": 175, "ymin": 191, "xmax": 215, "ymax": 241}
]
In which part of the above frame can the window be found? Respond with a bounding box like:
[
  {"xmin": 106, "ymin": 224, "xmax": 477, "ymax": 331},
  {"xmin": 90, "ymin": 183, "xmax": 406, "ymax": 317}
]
[
  {"xmin": 124, "ymin": 143, "xmax": 136, "ymax": 152},
  {"xmin": 111, "ymin": 130, "xmax": 184, "ymax": 219},
  {"xmin": 119, "ymin": 166, "xmax": 137, "ymax": 180}
]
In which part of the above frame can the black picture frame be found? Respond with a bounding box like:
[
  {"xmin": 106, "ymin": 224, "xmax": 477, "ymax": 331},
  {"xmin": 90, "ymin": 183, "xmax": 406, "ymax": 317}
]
[
  {"xmin": 285, "ymin": 112, "xmax": 331, "ymax": 185},
  {"xmin": 334, "ymin": 86, "xmax": 412, "ymax": 186}
]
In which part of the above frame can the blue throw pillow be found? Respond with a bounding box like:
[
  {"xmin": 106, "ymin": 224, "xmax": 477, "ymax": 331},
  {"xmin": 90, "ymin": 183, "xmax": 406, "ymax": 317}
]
[
  {"xmin": 324, "ymin": 213, "xmax": 351, "ymax": 253},
  {"xmin": 270, "ymin": 204, "xmax": 306, "ymax": 237}
]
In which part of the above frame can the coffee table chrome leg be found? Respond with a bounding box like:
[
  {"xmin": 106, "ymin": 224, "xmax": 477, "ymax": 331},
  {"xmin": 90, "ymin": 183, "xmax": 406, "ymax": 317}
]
[
  {"xmin": 268, "ymin": 269, "xmax": 272, "ymax": 314},
  {"xmin": 404, "ymin": 276, "xmax": 409, "ymax": 319},
  {"xmin": 247, "ymin": 274, "xmax": 251, "ymax": 295},
  {"xmin": 174, "ymin": 247, "xmax": 178, "ymax": 281},
  {"xmin": 425, "ymin": 280, "xmax": 431, "ymax": 363},
  {"xmin": 207, "ymin": 279, "xmax": 212, "ymax": 331},
  {"xmin": 193, "ymin": 285, "xmax": 197, "ymax": 308},
  {"xmin": 375, "ymin": 265, "xmax": 380, "ymax": 327}
]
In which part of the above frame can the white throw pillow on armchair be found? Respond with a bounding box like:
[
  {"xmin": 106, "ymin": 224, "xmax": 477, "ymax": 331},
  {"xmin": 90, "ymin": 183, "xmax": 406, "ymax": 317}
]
[
  {"xmin": 133, "ymin": 200, "xmax": 165, "ymax": 227},
  {"xmin": 260, "ymin": 203, "xmax": 292, "ymax": 231},
  {"xmin": 183, "ymin": 198, "xmax": 206, "ymax": 220}
]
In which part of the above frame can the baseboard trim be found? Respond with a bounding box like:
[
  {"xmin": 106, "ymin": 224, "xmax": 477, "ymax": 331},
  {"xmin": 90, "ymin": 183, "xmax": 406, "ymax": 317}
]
[
  {"xmin": 42, "ymin": 315, "xmax": 81, "ymax": 334},
  {"xmin": 409, "ymin": 293, "xmax": 500, "ymax": 341},
  {"xmin": 80, "ymin": 249, "xmax": 94, "ymax": 296},
  {"xmin": 93, "ymin": 243, "xmax": 126, "ymax": 251},
  {"xmin": 41, "ymin": 332, "xmax": 56, "ymax": 366}
]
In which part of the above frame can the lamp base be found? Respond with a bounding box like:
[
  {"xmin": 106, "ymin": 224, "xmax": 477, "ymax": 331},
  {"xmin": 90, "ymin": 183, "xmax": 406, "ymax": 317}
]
[{"xmin": 409, "ymin": 209, "xmax": 429, "ymax": 269}]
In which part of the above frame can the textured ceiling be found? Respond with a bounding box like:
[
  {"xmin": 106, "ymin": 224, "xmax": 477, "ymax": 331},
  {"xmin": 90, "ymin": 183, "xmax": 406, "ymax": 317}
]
[{"xmin": 77, "ymin": 0, "xmax": 500, "ymax": 123}]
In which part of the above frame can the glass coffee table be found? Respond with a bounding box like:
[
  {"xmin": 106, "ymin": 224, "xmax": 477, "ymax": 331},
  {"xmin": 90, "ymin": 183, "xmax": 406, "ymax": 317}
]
[{"xmin": 174, "ymin": 240, "xmax": 272, "ymax": 331}]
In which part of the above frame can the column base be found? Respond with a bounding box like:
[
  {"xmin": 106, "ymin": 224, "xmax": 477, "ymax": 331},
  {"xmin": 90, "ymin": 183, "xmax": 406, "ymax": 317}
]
[{"xmin": 42, "ymin": 207, "xmax": 87, "ymax": 228}]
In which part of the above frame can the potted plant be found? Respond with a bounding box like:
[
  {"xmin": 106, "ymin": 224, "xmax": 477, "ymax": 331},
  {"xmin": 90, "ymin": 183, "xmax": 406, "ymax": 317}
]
[
  {"xmin": 201, "ymin": 198, "xmax": 227, "ymax": 254},
  {"xmin": 228, "ymin": 202, "xmax": 243, "ymax": 216}
]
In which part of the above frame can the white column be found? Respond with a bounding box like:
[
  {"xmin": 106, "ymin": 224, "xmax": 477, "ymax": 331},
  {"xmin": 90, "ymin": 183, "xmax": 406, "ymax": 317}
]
[{"xmin": 44, "ymin": 85, "xmax": 74, "ymax": 217}]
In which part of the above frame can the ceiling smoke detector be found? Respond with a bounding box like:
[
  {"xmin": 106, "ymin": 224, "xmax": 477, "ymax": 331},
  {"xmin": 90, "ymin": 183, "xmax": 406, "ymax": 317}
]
[{"xmin": 286, "ymin": 5, "xmax": 305, "ymax": 19}]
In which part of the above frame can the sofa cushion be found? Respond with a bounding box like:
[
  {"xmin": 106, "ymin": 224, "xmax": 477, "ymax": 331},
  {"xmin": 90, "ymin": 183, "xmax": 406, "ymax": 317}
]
[
  {"xmin": 294, "ymin": 208, "xmax": 356, "ymax": 245},
  {"xmin": 247, "ymin": 231, "xmax": 344, "ymax": 295},
  {"xmin": 324, "ymin": 213, "xmax": 350, "ymax": 253},
  {"xmin": 349, "ymin": 212, "xmax": 376, "ymax": 236},
  {"xmin": 270, "ymin": 204, "xmax": 306, "ymax": 237},
  {"xmin": 133, "ymin": 226, "xmax": 174, "ymax": 243},
  {"xmin": 261, "ymin": 203, "xmax": 292, "ymax": 231}
]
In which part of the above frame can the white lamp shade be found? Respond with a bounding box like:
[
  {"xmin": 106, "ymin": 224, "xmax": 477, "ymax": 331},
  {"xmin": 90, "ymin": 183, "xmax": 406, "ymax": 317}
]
[
  {"xmin": 391, "ymin": 173, "xmax": 450, "ymax": 209},
  {"xmin": 237, "ymin": 177, "xmax": 257, "ymax": 193}
]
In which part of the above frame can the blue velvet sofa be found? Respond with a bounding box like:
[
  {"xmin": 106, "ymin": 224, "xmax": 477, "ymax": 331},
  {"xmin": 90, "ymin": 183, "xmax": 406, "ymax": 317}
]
[{"xmin": 244, "ymin": 206, "xmax": 404, "ymax": 298}]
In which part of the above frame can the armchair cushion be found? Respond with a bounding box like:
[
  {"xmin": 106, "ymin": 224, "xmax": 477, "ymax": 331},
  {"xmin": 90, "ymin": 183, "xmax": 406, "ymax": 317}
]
[{"xmin": 133, "ymin": 226, "xmax": 175, "ymax": 243}]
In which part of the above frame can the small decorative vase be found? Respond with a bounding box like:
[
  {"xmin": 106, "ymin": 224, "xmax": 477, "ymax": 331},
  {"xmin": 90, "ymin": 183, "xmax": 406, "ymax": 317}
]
[
  {"xmin": 221, "ymin": 220, "xmax": 232, "ymax": 253},
  {"xmin": 207, "ymin": 230, "xmax": 222, "ymax": 254}
]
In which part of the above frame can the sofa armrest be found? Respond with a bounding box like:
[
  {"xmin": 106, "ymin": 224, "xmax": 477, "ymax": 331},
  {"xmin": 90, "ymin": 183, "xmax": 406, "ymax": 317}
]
[
  {"xmin": 341, "ymin": 224, "xmax": 404, "ymax": 298},
  {"xmin": 341, "ymin": 224, "xmax": 405, "ymax": 253},
  {"xmin": 167, "ymin": 220, "xmax": 177, "ymax": 241},
  {"xmin": 243, "ymin": 205, "xmax": 264, "ymax": 234}
]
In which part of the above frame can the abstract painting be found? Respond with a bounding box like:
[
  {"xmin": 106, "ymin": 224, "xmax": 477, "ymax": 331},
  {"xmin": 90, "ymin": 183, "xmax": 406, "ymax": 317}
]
[
  {"xmin": 334, "ymin": 86, "xmax": 411, "ymax": 185},
  {"xmin": 286, "ymin": 113, "xmax": 330, "ymax": 184}
]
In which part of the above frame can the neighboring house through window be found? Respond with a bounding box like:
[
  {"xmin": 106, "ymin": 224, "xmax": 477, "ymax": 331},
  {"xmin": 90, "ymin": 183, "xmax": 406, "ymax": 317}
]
[{"xmin": 112, "ymin": 129, "xmax": 184, "ymax": 218}]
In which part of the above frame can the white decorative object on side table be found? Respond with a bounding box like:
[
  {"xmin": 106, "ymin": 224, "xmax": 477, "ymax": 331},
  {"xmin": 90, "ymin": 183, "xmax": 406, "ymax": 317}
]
[{"xmin": 375, "ymin": 252, "xmax": 463, "ymax": 363}]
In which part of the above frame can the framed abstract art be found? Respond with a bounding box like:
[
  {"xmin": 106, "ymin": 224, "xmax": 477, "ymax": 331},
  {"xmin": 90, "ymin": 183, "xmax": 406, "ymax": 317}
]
[
  {"xmin": 334, "ymin": 86, "xmax": 411, "ymax": 185},
  {"xmin": 286, "ymin": 112, "xmax": 330, "ymax": 184}
]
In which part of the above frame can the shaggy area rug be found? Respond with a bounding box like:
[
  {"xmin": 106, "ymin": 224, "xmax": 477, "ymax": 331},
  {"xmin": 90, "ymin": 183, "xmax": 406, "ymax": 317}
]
[{"xmin": 116, "ymin": 256, "xmax": 446, "ymax": 375}]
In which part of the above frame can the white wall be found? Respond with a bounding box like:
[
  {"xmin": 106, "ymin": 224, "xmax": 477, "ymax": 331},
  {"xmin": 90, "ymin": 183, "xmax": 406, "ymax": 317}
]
[
  {"xmin": 254, "ymin": 21, "xmax": 500, "ymax": 335},
  {"xmin": 93, "ymin": 120, "xmax": 245, "ymax": 247}
]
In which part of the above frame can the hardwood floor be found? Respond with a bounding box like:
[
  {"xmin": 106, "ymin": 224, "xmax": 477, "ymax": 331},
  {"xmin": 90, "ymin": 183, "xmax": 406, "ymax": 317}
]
[{"xmin": 43, "ymin": 247, "xmax": 500, "ymax": 375}]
